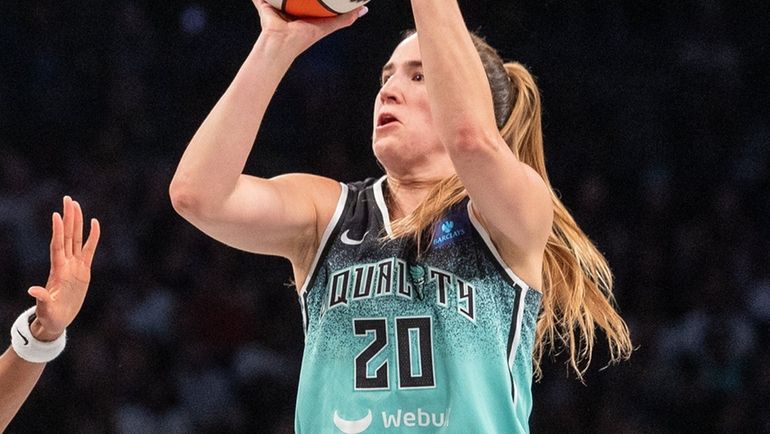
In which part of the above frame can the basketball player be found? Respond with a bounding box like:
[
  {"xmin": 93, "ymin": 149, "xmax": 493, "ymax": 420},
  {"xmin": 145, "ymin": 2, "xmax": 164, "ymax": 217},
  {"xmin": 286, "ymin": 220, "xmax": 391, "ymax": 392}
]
[
  {"xmin": 0, "ymin": 197, "xmax": 100, "ymax": 431},
  {"xmin": 170, "ymin": 0, "xmax": 632, "ymax": 431}
]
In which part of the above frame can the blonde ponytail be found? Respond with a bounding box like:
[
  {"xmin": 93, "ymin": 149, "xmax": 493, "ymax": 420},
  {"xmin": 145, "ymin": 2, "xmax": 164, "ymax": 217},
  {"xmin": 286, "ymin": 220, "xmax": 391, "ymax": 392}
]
[{"xmin": 390, "ymin": 34, "xmax": 632, "ymax": 379}]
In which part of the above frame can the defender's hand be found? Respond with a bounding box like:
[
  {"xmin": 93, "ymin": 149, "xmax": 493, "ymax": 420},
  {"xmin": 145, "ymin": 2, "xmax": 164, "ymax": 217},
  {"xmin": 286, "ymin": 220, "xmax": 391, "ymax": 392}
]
[{"xmin": 29, "ymin": 196, "xmax": 100, "ymax": 342}]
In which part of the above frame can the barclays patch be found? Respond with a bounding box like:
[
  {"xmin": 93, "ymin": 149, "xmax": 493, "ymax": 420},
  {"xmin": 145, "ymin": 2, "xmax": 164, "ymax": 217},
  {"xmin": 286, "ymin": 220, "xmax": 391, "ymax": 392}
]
[{"xmin": 432, "ymin": 218, "xmax": 468, "ymax": 247}]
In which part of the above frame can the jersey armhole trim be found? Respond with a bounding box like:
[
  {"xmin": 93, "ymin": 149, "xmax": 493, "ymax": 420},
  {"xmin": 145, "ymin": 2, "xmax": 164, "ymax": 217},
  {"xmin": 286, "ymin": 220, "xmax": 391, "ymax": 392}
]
[
  {"xmin": 298, "ymin": 182, "xmax": 349, "ymax": 297},
  {"xmin": 465, "ymin": 200, "xmax": 542, "ymax": 295},
  {"xmin": 508, "ymin": 285, "xmax": 530, "ymax": 373}
]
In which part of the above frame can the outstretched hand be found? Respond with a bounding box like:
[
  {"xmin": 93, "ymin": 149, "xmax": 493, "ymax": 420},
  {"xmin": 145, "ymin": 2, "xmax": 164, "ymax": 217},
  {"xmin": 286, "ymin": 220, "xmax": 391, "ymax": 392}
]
[
  {"xmin": 252, "ymin": 0, "xmax": 367, "ymax": 52},
  {"xmin": 28, "ymin": 196, "xmax": 100, "ymax": 342}
]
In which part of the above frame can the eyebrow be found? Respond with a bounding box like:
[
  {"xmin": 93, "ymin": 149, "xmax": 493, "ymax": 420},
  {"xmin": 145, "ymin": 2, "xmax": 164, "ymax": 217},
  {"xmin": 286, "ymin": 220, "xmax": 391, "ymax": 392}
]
[{"xmin": 381, "ymin": 60, "xmax": 423, "ymax": 75}]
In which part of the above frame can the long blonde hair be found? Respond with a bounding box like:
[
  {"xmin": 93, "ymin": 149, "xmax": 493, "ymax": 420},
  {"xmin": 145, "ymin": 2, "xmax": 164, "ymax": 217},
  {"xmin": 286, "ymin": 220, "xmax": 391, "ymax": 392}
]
[{"xmin": 389, "ymin": 33, "xmax": 632, "ymax": 379}]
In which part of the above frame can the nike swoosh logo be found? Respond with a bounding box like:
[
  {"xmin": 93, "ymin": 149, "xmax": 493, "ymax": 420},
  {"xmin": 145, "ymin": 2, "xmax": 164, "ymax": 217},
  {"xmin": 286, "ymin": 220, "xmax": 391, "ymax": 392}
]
[
  {"xmin": 341, "ymin": 230, "xmax": 369, "ymax": 246},
  {"xmin": 16, "ymin": 328, "xmax": 29, "ymax": 346},
  {"xmin": 333, "ymin": 410, "xmax": 372, "ymax": 434}
]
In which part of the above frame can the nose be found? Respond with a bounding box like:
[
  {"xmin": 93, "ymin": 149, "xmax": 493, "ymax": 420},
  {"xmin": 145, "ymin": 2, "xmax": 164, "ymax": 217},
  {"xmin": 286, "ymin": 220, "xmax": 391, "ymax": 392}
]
[{"xmin": 378, "ymin": 77, "xmax": 403, "ymax": 105}]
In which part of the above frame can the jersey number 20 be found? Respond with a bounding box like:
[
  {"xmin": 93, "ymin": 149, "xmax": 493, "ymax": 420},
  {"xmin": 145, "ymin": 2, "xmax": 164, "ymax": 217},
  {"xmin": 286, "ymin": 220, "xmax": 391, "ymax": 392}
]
[{"xmin": 353, "ymin": 317, "xmax": 435, "ymax": 390}]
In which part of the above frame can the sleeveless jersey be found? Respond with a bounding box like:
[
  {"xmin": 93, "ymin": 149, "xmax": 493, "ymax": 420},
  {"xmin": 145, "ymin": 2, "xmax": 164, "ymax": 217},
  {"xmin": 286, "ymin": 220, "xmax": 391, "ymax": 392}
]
[{"xmin": 295, "ymin": 177, "xmax": 542, "ymax": 434}]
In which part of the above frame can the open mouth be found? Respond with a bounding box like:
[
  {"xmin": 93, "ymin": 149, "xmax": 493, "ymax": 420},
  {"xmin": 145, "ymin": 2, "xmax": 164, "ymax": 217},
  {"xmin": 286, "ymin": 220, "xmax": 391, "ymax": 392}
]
[{"xmin": 377, "ymin": 113, "xmax": 400, "ymax": 127}]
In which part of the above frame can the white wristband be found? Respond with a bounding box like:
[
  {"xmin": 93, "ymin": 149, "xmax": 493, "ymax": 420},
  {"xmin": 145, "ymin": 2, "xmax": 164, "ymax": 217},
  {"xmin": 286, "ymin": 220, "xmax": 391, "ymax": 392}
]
[{"xmin": 10, "ymin": 307, "xmax": 66, "ymax": 363}]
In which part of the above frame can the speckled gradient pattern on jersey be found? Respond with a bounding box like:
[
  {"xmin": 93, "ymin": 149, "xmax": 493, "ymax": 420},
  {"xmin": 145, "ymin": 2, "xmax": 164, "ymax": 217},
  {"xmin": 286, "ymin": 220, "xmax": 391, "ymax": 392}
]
[
  {"xmin": 295, "ymin": 178, "xmax": 542, "ymax": 434},
  {"xmin": 513, "ymin": 290, "xmax": 541, "ymax": 372}
]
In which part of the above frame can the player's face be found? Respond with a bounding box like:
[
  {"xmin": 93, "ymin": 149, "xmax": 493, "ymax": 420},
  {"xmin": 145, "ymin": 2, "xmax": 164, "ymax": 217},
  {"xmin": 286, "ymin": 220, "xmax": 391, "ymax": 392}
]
[{"xmin": 372, "ymin": 35, "xmax": 450, "ymax": 177}]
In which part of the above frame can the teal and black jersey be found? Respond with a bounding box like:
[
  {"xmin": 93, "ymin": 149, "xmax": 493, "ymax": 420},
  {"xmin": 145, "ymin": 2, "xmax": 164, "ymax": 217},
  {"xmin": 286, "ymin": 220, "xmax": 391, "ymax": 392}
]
[{"xmin": 295, "ymin": 177, "xmax": 542, "ymax": 434}]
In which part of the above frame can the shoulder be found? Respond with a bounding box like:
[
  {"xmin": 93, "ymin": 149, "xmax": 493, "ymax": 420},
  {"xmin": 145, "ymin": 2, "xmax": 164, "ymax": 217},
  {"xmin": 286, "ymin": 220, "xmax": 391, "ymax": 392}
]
[
  {"xmin": 266, "ymin": 174, "xmax": 341, "ymax": 212},
  {"xmin": 345, "ymin": 177, "xmax": 381, "ymax": 193},
  {"xmin": 269, "ymin": 173, "xmax": 341, "ymax": 194},
  {"xmin": 272, "ymin": 174, "xmax": 379, "ymax": 197},
  {"xmin": 287, "ymin": 175, "xmax": 376, "ymax": 289}
]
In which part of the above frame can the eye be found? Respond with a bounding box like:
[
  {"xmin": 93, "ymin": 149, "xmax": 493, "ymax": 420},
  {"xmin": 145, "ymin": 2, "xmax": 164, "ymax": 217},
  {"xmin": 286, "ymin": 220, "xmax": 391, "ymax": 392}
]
[
  {"xmin": 380, "ymin": 75, "xmax": 392, "ymax": 86},
  {"xmin": 412, "ymin": 73, "xmax": 424, "ymax": 82}
]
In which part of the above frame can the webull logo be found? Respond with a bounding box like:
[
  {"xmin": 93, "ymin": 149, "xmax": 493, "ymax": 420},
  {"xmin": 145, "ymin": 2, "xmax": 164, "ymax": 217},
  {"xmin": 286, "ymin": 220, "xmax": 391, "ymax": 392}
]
[
  {"xmin": 381, "ymin": 408, "xmax": 451, "ymax": 429},
  {"xmin": 333, "ymin": 408, "xmax": 450, "ymax": 432},
  {"xmin": 333, "ymin": 410, "xmax": 372, "ymax": 433}
]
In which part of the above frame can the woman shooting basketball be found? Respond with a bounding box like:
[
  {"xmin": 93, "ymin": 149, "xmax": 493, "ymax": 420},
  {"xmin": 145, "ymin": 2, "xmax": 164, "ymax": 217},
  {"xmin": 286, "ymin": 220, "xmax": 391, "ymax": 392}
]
[{"xmin": 170, "ymin": 0, "xmax": 632, "ymax": 431}]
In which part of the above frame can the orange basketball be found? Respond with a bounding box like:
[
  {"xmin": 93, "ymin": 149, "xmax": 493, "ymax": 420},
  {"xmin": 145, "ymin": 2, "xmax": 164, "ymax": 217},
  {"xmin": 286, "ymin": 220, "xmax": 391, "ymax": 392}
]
[{"xmin": 266, "ymin": 0, "xmax": 370, "ymax": 18}]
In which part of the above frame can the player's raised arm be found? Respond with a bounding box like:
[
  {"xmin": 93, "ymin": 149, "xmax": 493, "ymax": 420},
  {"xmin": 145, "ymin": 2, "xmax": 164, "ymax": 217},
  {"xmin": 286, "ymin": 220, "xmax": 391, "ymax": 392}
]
[
  {"xmin": 404, "ymin": 0, "xmax": 631, "ymax": 379},
  {"xmin": 409, "ymin": 0, "xmax": 552, "ymax": 279},
  {"xmin": 169, "ymin": 0, "xmax": 365, "ymax": 263}
]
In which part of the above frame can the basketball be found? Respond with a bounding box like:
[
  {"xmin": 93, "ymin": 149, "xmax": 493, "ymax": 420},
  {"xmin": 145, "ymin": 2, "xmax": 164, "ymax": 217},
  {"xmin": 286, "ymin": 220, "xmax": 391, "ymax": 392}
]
[{"xmin": 265, "ymin": 0, "xmax": 370, "ymax": 18}]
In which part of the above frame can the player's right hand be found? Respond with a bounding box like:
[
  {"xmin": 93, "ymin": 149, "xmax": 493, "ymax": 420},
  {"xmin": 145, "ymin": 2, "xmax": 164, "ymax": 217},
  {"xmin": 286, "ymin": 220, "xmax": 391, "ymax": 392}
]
[{"xmin": 252, "ymin": 0, "xmax": 367, "ymax": 54}]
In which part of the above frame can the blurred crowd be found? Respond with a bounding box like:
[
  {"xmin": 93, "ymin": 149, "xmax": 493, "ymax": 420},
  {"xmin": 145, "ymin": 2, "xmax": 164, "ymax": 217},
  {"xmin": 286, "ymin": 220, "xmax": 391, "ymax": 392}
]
[{"xmin": 1, "ymin": 1, "xmax": 768, "ymax": 433}]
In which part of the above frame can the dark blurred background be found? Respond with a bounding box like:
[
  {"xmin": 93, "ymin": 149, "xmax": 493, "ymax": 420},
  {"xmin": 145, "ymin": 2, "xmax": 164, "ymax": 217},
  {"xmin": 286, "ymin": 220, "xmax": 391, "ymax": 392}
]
[{"xmin": 1, "ymin": 0, "xmax": 768, "ymax": 432}]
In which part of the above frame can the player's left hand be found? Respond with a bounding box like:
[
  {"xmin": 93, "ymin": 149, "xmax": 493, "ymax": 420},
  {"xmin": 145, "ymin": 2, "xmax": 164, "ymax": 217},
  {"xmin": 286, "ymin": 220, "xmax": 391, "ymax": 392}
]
[{"xmin": 28, "ymin": 196, "xmax": 101, "ymax": 341}]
